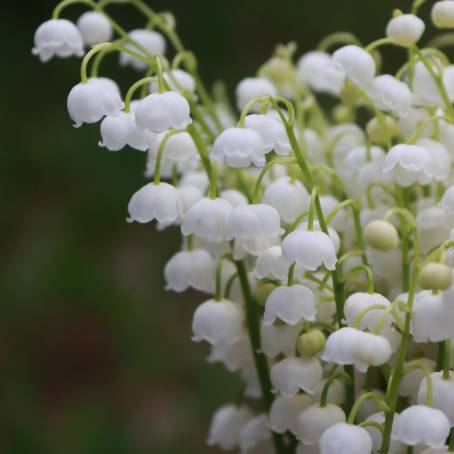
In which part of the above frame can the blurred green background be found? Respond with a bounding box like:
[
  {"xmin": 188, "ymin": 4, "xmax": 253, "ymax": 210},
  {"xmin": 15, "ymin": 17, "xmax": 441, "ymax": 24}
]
[{"xmin": 1, "ymin": 0, "xmax": 436, "ymax": 452}]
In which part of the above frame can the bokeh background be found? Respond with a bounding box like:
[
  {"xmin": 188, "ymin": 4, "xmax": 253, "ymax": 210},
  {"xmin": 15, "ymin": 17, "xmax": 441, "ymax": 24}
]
[{"xmin": 2, "ymin": 0, "xmax": 437, "ymax": 452}]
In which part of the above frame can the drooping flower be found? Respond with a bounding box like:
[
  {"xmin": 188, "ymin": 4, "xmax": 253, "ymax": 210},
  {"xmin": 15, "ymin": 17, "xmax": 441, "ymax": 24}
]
[
  {"xmin": 386, "ymin": 14, "xmax": 425, "ymax": 47},
  {"xmin": 211, "ymin": 127, "xmax": 267, "ymax": 168},
  {"xmin": 32, "ymin": 19, "xmax": 84, "ymax": 62},
  {"xmin": 319, "ymin": 422, "xmax": 373, "ymax": 454},
  {"xmin": 67, "ymin": 78, "xmax": 124, "ymax": 127},
  {"xmin": 282, "ymin": 230, "xmax": 337, "ymax": 271},
  {"xmin": 119, "ymin": 29, "xmax": 166, "ymax": 70},
  {"xmin": 77, "ymin": 11, "xmax": 113, "ymax": 45},
  {"xmin": 181, "ymin": 197, "xmax": 233, "ymax": 242},
  {"xmin": 126, "ymin": 182, "xmax": 181, "ymax": 225},
  {"xmin": 135, "ymin": 91, "xmax": 192, "ymax": 133},
  {"xmin": 392, "ymin": 405, "xmax": 451, "ymax": 449},
  {"xmin": 235, "ymin": 77, "xmax": 277, "ymax": 110},
  {"xmin": 270, "ymin": 356, "xmax": 323, "ymax": 397},
  {"xmin": 263, "ymin": 284, "xmax": 316, "ymax": 326},
  {"xmin": 192, "ymin": 299, "xmax": 244, "ymax": 346}
]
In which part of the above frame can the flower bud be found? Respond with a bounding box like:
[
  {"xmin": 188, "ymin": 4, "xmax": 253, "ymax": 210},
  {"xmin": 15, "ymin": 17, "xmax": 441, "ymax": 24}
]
[
  {"xmin": 297, "ymin": 330, "xmax": 326, "ymax": 357},
  {"xmin": 418, "ymin": 262, "xmax": 453, "ymax": 291},
  {"xmin": 339, "ymin": 81, "xmax": 363, "ymax": 106},
  {"xmin": 364, "ymin": 220, "xmax": 399, "ymax": 251},
  {"xmin": 366, "ymin": 116, "xmax": 398, "ymax": 144},
  {"xmin": 432, "ymin": 1, "xmax": 454, "ymax": 28},
  {"xmin": 386, "ymin": 14, "xmax": 425, "ymax": 47},
  {"xmin": 255, "ymin": 282, "xmax": 277, "ymax": 306},
  {"xmin": 332, "ymin": 104, "xmax": 356, "ymax": 124}
]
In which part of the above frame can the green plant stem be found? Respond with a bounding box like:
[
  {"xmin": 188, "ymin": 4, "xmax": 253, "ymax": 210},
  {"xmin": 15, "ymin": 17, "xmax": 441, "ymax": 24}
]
[
  {"xmin": 380, "ymin": 230, "xmax": 419, "ymax": 454},
  {"xmin": 186, "ymin": 123, "xmax": 212, "ymax": 180},
  {"xmin": 444, "ymin": 339, "xmax": 452, "ymax": 380},
  {"xmin": 234, "ymin": 260, "xmax": 287, "ymax": 454}
]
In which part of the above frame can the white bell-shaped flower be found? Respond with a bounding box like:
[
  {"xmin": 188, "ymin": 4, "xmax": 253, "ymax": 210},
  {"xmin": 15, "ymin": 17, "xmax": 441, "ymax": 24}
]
[
  {"xmin": 67, "ymin": 77, "xmax": 124, "ymax": 127},
  {"xmin": 263, "ymin": 284, "xmax": 316, "ymax": 326},
  {"xmin": 368, "ymin": 75, "xmax": 412, "ymax": 116},
  {"xmin": 411, "ymin": 290, "xmax": 454, "ymax": 343},
  {"xmin": 382, "ymin": 144, "xmax": 433, "ymax": 187},
  {"xmin": 192, "ymin": 299, "xmax": 243, "ymax": 346},
  {"xmin": 243, "ymin": 113, "xmax": 290, "ymax": 155},
  {"xmin": 135, "ymin": 91, "xmax": 192, "ymax": 133},
  {"xmin": 392, "ymin": 405, "xmax": 451, "ymax": 449},
  {"xmin": 150, "ymin": 69, "xmax": 196, "ymax": 94},
  {"xmin": 164, "ymin": 249, "xmax": 214, "ymax": 293},
  {"xmin": 152, "ymin": 130, "xmax": 198, "ymax": 163},
  {"xmin": 207, "ymin": 405, "xmax": 252, "ymax": 450},
  {"xmin": 119, "ymin": 29, "xmax": 166, "ymax": 70},
  {"xmin": 32, "ymin": 19, "xmax": 84, "ymax": 62},
  {"xmin": 239, "ymin": 414, "xmax": 271, "ymax": 453},
  {"xmin": 211, "ymin": 127, "xmax": 267, "ymax": 168},
  {"xmin": 332, "ymin": 45, "xmax": 376, "ymax": 89},
  {"xmin": 344, "ymin": 292, "xmax": 393, "ymax": 331},
  {"xmin": 296, "ymin": 404, "xmax": 346, "ymax": 446},
  {"xmin": 282, "ymin": 230, "xmax": 337, "ymax": 271},
  {"xmin": 400, "ymin": 359, "xmax": 436, "ymax": 402},
  {"xmin": 417, "ymin": 206, "xmax": 453, "ymax": 254},
  {"xmin": 440, "ymin": 185, "xmax": 454, "ymax": 213},
  {"xmin": 227, "ymin": 204, "xmax": 281, "ymax": 240},
  {"xmin": 253, "ymin": 246, "xmax": 290, "ymax": 280},
  {"xmin": 417, "ymin": 139, "xmax": 452, "ymax": 182},
  {"xmin": 99, "ymin": 111, "xmax": 154, "ymax": 151},
  {"xmin": 269, "ymin": 394, "xmax": 314, "ymax": 436},
  {"xmin": 413, "ymin": 61, "xmax": 446, "ymax": 107},
  {"xmin": 418, "ymin": 372, "xmax": 454, "ymax": 425},
  {"xmin": 338, "ymin": 145, "xmax": 385, "ymax": 180},
  {"xmin": 260, "ymin": 322, "xmax": 302, "ymax": 358},
  {"xmin": 181, "ymin": 197, "xmax": 233, "ymax": 242},
  {"xmin": 386, "ymin": 14, "xmax": 425, "ymax": 47},
  {"xmin": 262, "ymin": 177, "xmax": 310, "ymax": 224},
  {"xmin": 220, "ymin": 189, "xmax": 248, "ymax": 207},
  {"xmin": 319, "ymin": 422, "xmax": 373, "ymax": 454},
  {"xmin": 77, "ymin": 11, "xmax": 113, "ymax": 45},
  {"xmin": 236, "ymin": 77, "xmax": 277, "ymax": 110},
  {"xmin": 270, "ymin": 356, "xmax": 322, "ymax": 397},
  {"xmin": 322, "ymin": 327, "xmax": 392, "ymax": 372},
  {"xmin": 208, "ymin": 335, "xmax": 253, "ymax": 372},
  {"xmin": 297, "ymin": 51, "xmax": 345, "ymax": 97},
  {"xmin": 127, "ymin": 182, "xmax": 181, "ymax": 224},
  {"xmin": 179, "ymin": 171, "xmax": 209, "ymax": 193},
  {"xmin": 432, "ymin": 1, "xmax": 454, "ymax": 28}
]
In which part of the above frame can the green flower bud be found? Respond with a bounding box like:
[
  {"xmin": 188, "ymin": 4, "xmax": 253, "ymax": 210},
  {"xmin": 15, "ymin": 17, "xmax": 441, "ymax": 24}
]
[
  {"xmin": 332, "ymin": 104, "xmax": 356, "ymax": 124},
  {"xmin": 419, "ymin": 262, "xmax": 453, "ymax": 291},
  {"xmin": 258, "ymin": 57, "xmax": 294, "ymax": 92},
  {"xmin": 255, "ymin": 282, "xmax": 277, "ymax": 306},
  {"xmin": 366, "ymin": 116, "xmax": 398, "ymax": 144},
  {"xmin": 297, "ymin": 329, "xmax": 326, "ymax": 357},
  {"xmin": 340, "ymin": 81, "xmax": 363, "ymax": 106},
  {"xmin": 364, "ymin": 220, "xmax": 399, "ymax": 251}
]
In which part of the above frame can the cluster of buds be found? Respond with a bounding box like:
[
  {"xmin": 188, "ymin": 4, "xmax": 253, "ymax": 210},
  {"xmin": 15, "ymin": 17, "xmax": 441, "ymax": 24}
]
[{"xmin": 33, "ymin": 0, "xmax": 454, "ymax": 453}]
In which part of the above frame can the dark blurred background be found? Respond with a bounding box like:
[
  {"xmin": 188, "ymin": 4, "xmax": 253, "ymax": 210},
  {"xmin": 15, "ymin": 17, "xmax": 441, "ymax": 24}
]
[{"xmin": 1, "ymin": 0, "xmax": 438, "ymax": 452}]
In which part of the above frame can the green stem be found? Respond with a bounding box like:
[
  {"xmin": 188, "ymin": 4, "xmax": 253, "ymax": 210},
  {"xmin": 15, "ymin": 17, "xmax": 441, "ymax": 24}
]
[
  {"xmin": 449, "ymin": 427, "xmax": 454, "ymax": 451},
  {"xmin": 124, "ymin": 77, "xmax": 154, "ymax": 112},
  {"xmin": 234, "ymin": 260, "xmax": 287, "ymax": 454},
  {"xmin": 380, "ymin": 229, "xmax": 419, "ymax": 454},
  {"xmin": 153, "ymin": 129, "xmax": 179, "ymax": 184},
  {"xmin": 287, "ymin": 262, "xmax": 297, "ymax": 286},
  {"xmin": 414, "ymin": 46, "xmax": 454, "ymax": 120},
  {"xmin": 320, "ymin": 366, "xmax": 340, "ymax": 407},
  {"xmin": 344, "ymin": 264, "xmax": 374, "ymax": 294},
  {"xmin": 348, "ymin": 391, "xmax": 389, "ymax": 424},
  {"xmin": 186, "ymin": 123, "xmax": 212, "ymax": 180},
  {"xmin": 444, "ymin": 339, "xmax": 452, "ymax": 380}
]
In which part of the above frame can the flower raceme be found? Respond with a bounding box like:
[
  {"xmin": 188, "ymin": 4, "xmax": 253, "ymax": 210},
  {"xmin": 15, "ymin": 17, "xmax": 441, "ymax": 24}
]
[{"xmin": 34, "ymin": 1, "xmax": 454, "ymax": 453}]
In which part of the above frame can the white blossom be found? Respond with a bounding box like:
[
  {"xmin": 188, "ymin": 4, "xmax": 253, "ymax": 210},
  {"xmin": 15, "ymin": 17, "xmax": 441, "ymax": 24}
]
[{"xmin": 32, "ymin": 19, "xmax": 84, "ymax": 62}]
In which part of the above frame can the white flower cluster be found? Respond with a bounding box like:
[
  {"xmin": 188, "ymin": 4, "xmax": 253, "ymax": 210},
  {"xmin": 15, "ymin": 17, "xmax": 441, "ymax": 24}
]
[{"xmin": 34, "ymin": 1, "xmax": 454, "ymax": 453}]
